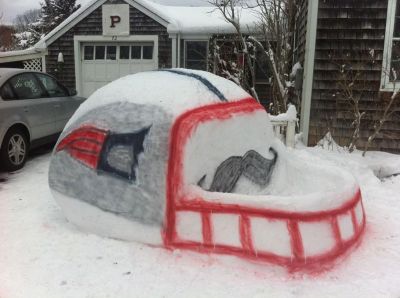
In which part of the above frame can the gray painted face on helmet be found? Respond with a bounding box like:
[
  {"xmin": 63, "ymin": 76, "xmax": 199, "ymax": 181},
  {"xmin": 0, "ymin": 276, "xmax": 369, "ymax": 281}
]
[{"xmin": 49, "ymin": 102, "xmax": 172, "ymax": 226}]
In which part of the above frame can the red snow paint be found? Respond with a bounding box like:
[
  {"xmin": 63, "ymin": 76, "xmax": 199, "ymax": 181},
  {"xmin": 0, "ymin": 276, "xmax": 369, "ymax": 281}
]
[
  {"xmin": 163, "ymin": 97, "xmax": 366, "ymax": 271},
  {"xmin": 56, "ymin": 125, "xmax": 109, "ymax": 169}
]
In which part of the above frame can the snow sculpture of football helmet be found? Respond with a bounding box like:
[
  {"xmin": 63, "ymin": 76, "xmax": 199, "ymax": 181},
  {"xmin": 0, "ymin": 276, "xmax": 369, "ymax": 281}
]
[{"xmin": 49, "ymin": 69, "xmax": 365, "ymax": 270}]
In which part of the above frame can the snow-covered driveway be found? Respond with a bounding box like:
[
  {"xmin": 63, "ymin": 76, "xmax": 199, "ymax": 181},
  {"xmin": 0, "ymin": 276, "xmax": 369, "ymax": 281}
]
[{"xmin": 0, "ymin": 147, "xmax": 400, "ymax": 298}]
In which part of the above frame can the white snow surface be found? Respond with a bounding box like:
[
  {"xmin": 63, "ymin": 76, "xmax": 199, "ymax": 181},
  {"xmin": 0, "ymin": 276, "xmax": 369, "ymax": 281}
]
[
  {"xmin": 269, "ymin": 104, "xmax": 297, "ymax": 122},
  {"xmin": 1, "ymin": 145, "xmax": 400, "ymax": 297},
  {"xmin": 317, "ymin": 133, "xmax": 400, "ymax": 178},
  {"xmin": 0, "ymin": 47, "xmax": 44, "ymax": 58},
  {"xmin": 144, "ymin": 1, "xmax": 259, "ymax": 34}
]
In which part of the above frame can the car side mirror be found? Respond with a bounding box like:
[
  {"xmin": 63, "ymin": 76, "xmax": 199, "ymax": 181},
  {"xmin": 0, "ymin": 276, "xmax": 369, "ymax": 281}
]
[{"xmin": 68, "ymin": 88, "xmax": 77, "ymax": 96}]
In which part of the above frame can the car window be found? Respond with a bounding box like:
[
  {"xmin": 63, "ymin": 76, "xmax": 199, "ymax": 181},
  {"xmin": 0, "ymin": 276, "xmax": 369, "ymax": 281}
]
[
  {"xmin": 0, "ymin": 82, "xmax": 16, "ymax": 100},
  {"xmin": 35, "ymin": 73, "xmax": 68, "ymax": 97},
  {"xmin": 8, "ymin": 73, "xmax": 46, "ymax": 99}
]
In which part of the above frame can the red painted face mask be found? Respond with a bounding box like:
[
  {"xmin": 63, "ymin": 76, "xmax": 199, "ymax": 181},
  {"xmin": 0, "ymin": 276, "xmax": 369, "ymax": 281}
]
[{"xmin": 163, "ymin": 98, "xmax": 365, "ymax": 271}]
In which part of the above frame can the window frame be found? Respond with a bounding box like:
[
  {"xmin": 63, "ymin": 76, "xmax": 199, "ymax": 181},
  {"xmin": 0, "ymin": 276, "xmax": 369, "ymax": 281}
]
[
  {"xmin": 4, "ymin": 72, "xmax": 48, "ymax": 100},
  {"xmin": 82, "ymin": 43, "xmax": 155, "ymax": 61},
  {"xmin": 184, "ymin": 40, "xmax": 209, "ymax": 71},
  {"xmin": 34, "ymin": 73, "xmax": 69, "ymax": 98},
  {"xmin": 0, "ymin": 82, "xmax": 17, "ymax": 100},
  {"xmin": 381, "ymin": 0, "xmax": 400, "ymax": 91}
]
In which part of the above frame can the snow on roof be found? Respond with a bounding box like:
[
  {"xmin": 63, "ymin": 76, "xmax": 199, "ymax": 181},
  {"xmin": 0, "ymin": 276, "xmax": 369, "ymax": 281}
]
[
  {"xmin": 0, "ymin": 47, "xmax": 44, "ymax": 58},
  {"xmin": 136, "ymin": 0, "xmax": 260, "ymax": 34},
  {"xmin": 35, "ymin": 0, "xmax": 260, "ymax": 49}
]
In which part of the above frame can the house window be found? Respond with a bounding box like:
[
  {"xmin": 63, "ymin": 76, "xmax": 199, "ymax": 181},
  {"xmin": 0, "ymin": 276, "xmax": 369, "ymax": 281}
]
[
  {"xmin": 184, "ymin": 41, "xmax": 208, "ymax": 70},
  {"xmin": 382, "ymin": 0, "xmax": 400, "ymax": 89}
]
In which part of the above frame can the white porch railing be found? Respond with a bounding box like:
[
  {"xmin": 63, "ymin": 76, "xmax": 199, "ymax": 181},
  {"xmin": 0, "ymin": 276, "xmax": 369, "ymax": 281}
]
[{"xmin": 270, "ymin": 119, "xmax": 296, "ymax": 148}]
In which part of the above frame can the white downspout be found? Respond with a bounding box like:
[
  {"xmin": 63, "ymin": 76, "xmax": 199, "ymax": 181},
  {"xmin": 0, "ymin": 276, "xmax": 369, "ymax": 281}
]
[
  {"xmin": 177, "ymin": 33, "xmax": 181, "ymax": 68},
  {"xmin": 300, "ymin": 0, "xmax": 319, "ymax": 145},
  {"xmin": 171, "ymin": 34, "xmax": 177, "ymax": 68}
]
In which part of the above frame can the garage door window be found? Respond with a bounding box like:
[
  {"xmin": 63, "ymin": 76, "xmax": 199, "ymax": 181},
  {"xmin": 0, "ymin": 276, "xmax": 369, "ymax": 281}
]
[
  {"xmin": 143, "ymin": 46, "xmax": 153, "ymax": 59},
  {"xmin": 84, "ymin": 44, "xmax": 155, "ymax": 61},
  {"xmin": 106, "ymin": 46, "xmax": 117, "ymax": 60},
  {"xmin": 84, "ymin": 46, "xmax": 94, "ymax": 60},
  {"xmin": 120, "ymin": 46, "xmax": 130, "ymax": 59},
  {"xmin": 95, "ymin": 46, "xmax": 105, "ymax": 60},
  {"xmin": 131, "ymin": 46, "xmax": 141, "ymax": 59}
]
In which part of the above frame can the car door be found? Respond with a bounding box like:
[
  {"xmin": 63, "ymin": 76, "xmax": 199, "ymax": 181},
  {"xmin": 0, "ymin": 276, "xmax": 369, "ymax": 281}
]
[
  {"xmin": 7, "ymin": 73, "xmax": 57, "ymax": 140},
  {"xmin": 35, "ymin": 73, "xmax": 82, "ymax": 132}
]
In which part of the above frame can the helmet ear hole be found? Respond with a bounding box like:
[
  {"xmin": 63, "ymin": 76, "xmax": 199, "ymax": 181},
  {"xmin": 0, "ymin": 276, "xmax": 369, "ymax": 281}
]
[
  {"xmin": 105, "ymin": 145, "xmax": 134, "ymax": 178},
  {"xmin": 98, "ymin": 126, "xmax": 151, "ymax": 182}
]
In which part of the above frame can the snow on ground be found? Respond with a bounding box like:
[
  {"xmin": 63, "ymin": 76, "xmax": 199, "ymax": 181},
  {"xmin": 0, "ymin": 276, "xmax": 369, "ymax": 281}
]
[{"xmin": 1, "ymin": 143, "xmax": 400, "ymax": 298}]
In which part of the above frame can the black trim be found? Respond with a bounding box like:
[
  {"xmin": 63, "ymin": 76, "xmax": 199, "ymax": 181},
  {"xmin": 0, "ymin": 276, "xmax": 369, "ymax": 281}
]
[
  {"xmin": 160, "ymin": 69, "xmax": 227, "ymax": 101},
  {"xmin": 30, "ymin": 133, "xmax": 60, "ymax": 149}
]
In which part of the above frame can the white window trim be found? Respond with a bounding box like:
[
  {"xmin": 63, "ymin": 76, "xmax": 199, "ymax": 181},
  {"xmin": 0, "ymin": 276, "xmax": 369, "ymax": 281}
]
[
  {"xmin": 381, "ymin": 0, "xmax": 400, "ymax": 91},
  {"xmin": 183, "ymin": 40, "xmax": 209, "ymax": 71}
]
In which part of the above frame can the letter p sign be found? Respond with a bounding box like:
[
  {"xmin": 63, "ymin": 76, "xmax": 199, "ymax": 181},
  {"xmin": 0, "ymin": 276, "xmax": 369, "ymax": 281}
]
[{"xmin": 110, "ymin": 15, "xmax": 121, "ymax": 28}]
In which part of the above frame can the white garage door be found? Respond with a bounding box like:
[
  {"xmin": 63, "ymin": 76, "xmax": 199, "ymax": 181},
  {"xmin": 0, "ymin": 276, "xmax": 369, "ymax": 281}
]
[{"xmin": 81, "ymin": 43, "xmax": 157, "ymax": 97}]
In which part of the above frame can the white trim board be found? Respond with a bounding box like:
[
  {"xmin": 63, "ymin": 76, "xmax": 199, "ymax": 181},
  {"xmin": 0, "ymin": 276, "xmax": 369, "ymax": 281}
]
[
  {"xmin": 381, "ymin": 0, "xmax": 400, "ymax": 91},
  {"xmin": 0, "ymin": 51, "xmax": 47, "ymax": 63},
  {"xmin": 73, "ymin": 35, "xmax": 159, "ymax": 96},
  {"xmin": 300, "ymin": 0, "xmax": 319, "ymax": 145}
]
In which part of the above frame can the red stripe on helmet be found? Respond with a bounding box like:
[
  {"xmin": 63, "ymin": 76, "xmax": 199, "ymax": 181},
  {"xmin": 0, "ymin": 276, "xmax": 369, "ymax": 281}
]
[{"xmin": 56, "ymin": 125, "xmax": 109, "ymax": 169}]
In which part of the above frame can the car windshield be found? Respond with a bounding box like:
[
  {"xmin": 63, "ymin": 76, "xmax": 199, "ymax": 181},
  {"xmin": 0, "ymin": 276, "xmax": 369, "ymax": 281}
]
[{"xmin": 36, "ymin": 74, "xmax": 67, "ymax": 97}]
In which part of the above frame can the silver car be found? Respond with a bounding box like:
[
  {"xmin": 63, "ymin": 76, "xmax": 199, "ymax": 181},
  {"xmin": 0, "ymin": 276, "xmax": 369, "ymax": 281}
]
[{"xmin": 0, "ymin": 68, "xmax": 85, "ymax": 171}]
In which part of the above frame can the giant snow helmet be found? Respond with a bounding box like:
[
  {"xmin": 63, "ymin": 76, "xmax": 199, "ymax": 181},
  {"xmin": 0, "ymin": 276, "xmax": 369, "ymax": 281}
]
[{"xmin": 49, "ymin": 69, "xmax": 365, "ymax": 270}]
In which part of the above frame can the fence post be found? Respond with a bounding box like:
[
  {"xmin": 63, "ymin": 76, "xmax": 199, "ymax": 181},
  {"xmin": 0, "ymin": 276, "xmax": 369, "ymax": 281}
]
[{"xmin": 286, "ymin": 120, "xmax": 296, "ymax": 148}]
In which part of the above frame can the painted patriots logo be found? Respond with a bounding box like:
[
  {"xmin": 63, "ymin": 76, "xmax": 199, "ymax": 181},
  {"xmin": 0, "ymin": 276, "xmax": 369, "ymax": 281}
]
[{"xmin": 56, "ymin": 125, "xmax": 150, "ymax": 182}]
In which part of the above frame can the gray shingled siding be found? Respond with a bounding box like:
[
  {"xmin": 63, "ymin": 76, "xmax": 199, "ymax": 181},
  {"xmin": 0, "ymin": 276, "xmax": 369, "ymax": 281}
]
[
  {"xmin": 45, "ymin": 3, "xmax": 171, "ymax": 90},
  {"xmin": 308, "ymin": 0, "xmax": 399, "ymax": 152}
]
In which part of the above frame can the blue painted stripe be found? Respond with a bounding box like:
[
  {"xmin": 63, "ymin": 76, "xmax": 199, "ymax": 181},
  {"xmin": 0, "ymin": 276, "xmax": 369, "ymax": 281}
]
[{"xmin": 161, "ymin": 69, "xmax": 227, "ymax": 101}]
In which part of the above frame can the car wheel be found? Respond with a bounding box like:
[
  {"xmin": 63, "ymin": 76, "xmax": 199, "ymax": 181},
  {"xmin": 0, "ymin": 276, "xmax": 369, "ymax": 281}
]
[{"xmin": 0, "ymin": 128, "xmax": 29, "ymax": 172}]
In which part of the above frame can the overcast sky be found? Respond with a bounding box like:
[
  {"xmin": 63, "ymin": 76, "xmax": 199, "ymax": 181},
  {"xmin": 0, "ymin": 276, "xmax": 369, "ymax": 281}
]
[{"xmin": 0, "ymin": 0, "xmax": 210, "ymax": 24}]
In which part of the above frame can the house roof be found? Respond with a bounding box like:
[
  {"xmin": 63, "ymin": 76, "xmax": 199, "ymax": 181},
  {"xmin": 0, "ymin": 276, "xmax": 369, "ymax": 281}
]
[
  {"xmin": 0, "ymin": 47, "xmax": 47, "ymax": 62},
  {"xmin": 136, "ymin": 1, "xmax": 260, "ymax": 35},
  {"xmin": 0, "ymin": 0, "xmax": 260, "ymax": 60},
  {"xmin": 35, "ymin": 0, "xmax": 260, "ymax": 49}
]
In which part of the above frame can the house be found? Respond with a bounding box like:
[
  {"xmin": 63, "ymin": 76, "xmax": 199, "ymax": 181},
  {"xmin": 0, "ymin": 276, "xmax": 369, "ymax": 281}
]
[
  {"xmin": 1, "ymin": 0, "xmax": 398, "ymax": 152},
  {"xmin": 0, "ymin": 0, "xmax": 261, "ymax": 99},
  {"xmin": 297, "ymin": 0, "xmax": 400, "ymax": 152}
]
